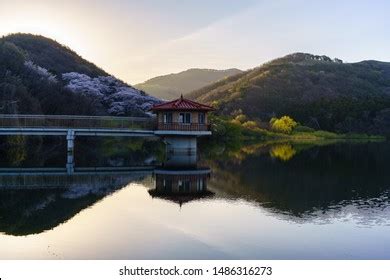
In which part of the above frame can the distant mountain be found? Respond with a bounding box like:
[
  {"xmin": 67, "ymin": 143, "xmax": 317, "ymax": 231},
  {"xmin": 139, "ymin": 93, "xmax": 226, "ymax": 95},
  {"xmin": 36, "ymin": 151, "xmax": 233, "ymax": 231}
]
[
  {"xmin": 135, "ymin": 68, "xmax": 242, "ymax": 100},
  {"xmin": 187, "ymin": 53, "xmax": 390, "ymax": 135},
  {"xmin": 0, "ymin": 33, "xmax": 160, "ymax": 116}
]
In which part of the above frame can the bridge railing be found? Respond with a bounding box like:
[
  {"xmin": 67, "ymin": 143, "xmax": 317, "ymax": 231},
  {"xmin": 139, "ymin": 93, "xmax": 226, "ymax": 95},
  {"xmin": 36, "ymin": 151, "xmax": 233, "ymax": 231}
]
[
  {"xmin": 156, "ymin": 122, "xmax": 210, "ymax": 131},
  {"xmin": 0, "ymin": 114, "xmax": 156, "ymax": 130}
]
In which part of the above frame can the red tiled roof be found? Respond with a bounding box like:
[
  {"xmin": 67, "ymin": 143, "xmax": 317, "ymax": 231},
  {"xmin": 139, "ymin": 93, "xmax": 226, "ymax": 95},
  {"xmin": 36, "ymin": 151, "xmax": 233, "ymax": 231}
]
[{"xmin": 151, "ymin": 96, "xmax": 214, "ymax": 111}]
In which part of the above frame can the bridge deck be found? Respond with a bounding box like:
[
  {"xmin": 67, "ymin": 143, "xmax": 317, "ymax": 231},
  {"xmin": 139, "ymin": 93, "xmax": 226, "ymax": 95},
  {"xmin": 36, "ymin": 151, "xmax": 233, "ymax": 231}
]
[
  {"xmin": 0, "ymin": 114, "xmax": 211, "ymax": 136},
  {"xmin": 0, "ymin": 114, "xmax": 155, "ymax": 128},
  {"xmin": 0, "ymin": 114, "xmax": 157, "ymax": 136},
  {"xmin": 0, "ymin": 127, "xmax": 156, "ymax": 137}
]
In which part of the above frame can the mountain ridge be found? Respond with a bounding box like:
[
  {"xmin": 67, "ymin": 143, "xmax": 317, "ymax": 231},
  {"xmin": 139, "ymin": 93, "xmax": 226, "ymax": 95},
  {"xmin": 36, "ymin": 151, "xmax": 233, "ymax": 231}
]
[
  {"xmin": 0, "ymin": 33, "xmax": 160, "ymax": 116},
  {"xmin": 187, "ymin": 53, "xmax": 390, "ymax": 135},
  {"xmin": 135, "ymin": 68, "xmax": 242, "ymax": 100},
  {"xmin": 3, "ymin": 33, "xmax": 108, "ymax": 77},
  {"xmin": 2, "ymin": 34, "xmax": 390, "ymax": 134}
]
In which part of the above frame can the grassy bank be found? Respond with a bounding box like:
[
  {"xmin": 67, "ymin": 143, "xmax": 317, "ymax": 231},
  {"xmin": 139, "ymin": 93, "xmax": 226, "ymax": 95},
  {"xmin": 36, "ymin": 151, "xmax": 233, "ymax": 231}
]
[
  {"xmin": 199, "ymin": 115, "xmax": 386, "ymax": 161},
  {"xmin": 209, "ymin": 114, "xmax": 386, "ymax": 144},
  {"xmin": 261, "ymin": 129, "xmax": 386, "ymax": 141}
]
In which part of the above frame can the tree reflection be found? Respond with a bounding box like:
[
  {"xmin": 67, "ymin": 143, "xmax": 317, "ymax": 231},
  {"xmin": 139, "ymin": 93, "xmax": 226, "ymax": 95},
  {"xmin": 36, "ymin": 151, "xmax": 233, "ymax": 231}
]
[
  {"xmin": 7, "ymin": 135, "xmax": 27, "ymax": 166},
  {"xmin": 269, "ymin": 144, "xmax": 297, "ymax": 161},
  {"xmin": 207, "ymin": 141, "xmax": 390, "ymax": 224},
  {"xmin": 0, "ymin": 172, "xmax": 150, "ymax": 236}
]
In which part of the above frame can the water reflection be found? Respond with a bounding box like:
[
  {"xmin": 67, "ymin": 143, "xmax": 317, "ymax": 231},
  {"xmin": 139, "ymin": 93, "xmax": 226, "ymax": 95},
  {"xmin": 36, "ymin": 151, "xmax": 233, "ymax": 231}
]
[
  {"xmin": 0, "ymin": 139, "xmax": 390, "ymax": 259},
  {"xmin": 269, "ymin": 143, "xmax": 297, "ymax": 161},
  {"xmin": 207, "ymin": 142, "xmax": 390, "ymax": 225},
  {"xmin": 0, "ymin": 141, "xmax": 389, "ymax": 234},
  {"xmin": 0, "ymin": 159, "xmax": 213, "ymax": 235},
  {"xmin": 149, "ymin": 168, "xmax": 213, "ymax": 206},
  {"xmin": 0, "ymin": 168, "xmax": 153, "ymax": 235},
  {"xmin": 164, "ymin": 149, "xmax": 197, "ymax": 167}
]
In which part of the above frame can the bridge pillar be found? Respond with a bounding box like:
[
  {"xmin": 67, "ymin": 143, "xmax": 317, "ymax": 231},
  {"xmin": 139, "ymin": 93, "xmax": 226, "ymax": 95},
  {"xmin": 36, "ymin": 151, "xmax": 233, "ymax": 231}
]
[
  {"xmin": 66, "ymin": 130, "xmax": 75, "ymax": 174},
  {"xmin": 164, "ymin": 136, "xmax": 197, "ymax": 162}
]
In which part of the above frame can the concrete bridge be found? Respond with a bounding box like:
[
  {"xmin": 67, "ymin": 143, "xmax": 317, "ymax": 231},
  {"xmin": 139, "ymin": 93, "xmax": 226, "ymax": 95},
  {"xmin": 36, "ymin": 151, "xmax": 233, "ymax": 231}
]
[
  {"xmin": 0, "ymin": 114, "xmax": 211, "ymax": 173},
  {"xmin": 0, "ymin": 114, "xmax": 157, "ymax": 136}
]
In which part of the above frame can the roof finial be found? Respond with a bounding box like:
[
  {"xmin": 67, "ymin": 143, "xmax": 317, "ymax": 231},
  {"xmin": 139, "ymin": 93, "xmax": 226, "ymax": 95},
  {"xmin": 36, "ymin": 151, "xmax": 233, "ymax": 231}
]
[{"xmin": 180, "ymin": 94, "xmax": 183, "ymax": 100}]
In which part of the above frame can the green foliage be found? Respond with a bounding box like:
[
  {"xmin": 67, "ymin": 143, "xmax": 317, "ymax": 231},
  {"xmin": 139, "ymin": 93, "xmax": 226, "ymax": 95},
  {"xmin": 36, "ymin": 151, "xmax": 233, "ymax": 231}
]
[
  {"xmin": 242, "ymin": 120, "xmax": 258, "ymax": 130},
  {"xmin": 187, "ymin": 52, "xmax": 390, "ymax": 135},
  {"xmin": 311, "ymin": 130, "xmax": 339, "ymax": 138},
  {"xmin": 233, "ymin": 113, "xmax": 247, "ymax": 124},
  {"xmin": 3, "ymin": 33, "xmax": 106, "ymax": 77},
  {"xmin": 209, "ymin": 114, "xmax": 243, "ymax": 143},
  {"xmin": 293, "ymin": 125, "xmax": 315, "ymax": 133},
  {"xmin": 102, "ymin": 138, "xmax": 165, "ymax": 163},
  {"xmin": 270, "ymin": 116, "xmax": 298, "ymax": 134},
  {"xmin": 5, "ymin": 135, "xmax": 27, "ymax": 166},
  {"xmin": 202, "ymin": 114, "xmax": 384, "ymax": 161},
  {"xmin": 0, "ymin": 41, "xmax": 26, "ymax": 73},
  {"xmin": 0, "ymin": 34, "xmax": 104, "ymax": 115}
]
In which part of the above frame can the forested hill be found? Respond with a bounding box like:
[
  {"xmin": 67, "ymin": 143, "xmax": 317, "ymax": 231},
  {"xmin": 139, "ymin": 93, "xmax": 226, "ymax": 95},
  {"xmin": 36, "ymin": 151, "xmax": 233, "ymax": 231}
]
[
  {"xmin": 0, "ymin": 33, "xmax": 160, "ymax": 116},
  {"xmin": 135, "ymin": 68, "xmax": 242, "ymax": 100},
  {"xmin": 4, "ymin": 34, "xmax": 108, "ymax": 77},
  {"xmin": 187, "ymin": 53, "xmax": 390, "ymax": 135}
]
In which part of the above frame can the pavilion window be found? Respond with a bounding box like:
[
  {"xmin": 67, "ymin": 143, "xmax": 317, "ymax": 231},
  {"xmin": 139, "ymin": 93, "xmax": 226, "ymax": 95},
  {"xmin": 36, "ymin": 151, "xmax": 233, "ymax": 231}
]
[
  {"xmin": 163, "ymin": 112, "xmax": 173, "ymax": 123},
  {"xmin": 179, "ymin": 112, "xmax": 191, "ymax": 124},
  {"xmin": 163, "ymin": 179, "xmax": 172, "ymax": 192},
  {"xmin": 178, "ymin": 180, "xmax": 191, "ymax": 192},
  {"xmin": 198, "ymin": 112, "xmax": 205, "ymax": 124}
]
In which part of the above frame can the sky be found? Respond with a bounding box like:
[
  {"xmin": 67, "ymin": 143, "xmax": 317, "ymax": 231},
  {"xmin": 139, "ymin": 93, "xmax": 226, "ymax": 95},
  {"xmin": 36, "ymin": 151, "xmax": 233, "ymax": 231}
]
[{"xmin": 0, "ymin": 0, "xmax": 389, "ymax": 84}]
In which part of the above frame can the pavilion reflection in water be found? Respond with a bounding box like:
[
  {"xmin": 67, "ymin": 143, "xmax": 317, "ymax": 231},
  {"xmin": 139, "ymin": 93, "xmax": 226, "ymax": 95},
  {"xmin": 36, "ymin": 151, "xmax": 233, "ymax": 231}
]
[
  {"xmin": 0, "ymin": 144, "xmax": 214, "ymax": 235},
  {"xmin": 149, "ymin": 151, "xmax": 213, "ymax": 206}
]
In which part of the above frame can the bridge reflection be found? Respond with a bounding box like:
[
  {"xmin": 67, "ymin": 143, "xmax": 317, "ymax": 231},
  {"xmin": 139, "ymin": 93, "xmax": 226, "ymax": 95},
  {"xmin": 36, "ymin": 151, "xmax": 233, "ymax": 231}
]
[
  {"xmin": 0, "ymin": 154, "xmax": 212, "ymax": 235},
  {"xmin": 0, "ymin": 164, "xmax": 214, "ymax": 205},
  {"xmin": 0, "ymin": 166, "xmax": 154, "ymax": 189},
  {"xmin": 0, "ymin": 166, "xmax": 154, "ymax": 235}
]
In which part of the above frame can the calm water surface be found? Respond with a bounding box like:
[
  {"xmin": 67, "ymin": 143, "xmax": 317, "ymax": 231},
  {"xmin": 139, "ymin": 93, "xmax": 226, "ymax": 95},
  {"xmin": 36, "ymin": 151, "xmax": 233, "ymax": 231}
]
[{"xmin": 0, "ymin": 139, "xmax": 389, "ymax": 259}]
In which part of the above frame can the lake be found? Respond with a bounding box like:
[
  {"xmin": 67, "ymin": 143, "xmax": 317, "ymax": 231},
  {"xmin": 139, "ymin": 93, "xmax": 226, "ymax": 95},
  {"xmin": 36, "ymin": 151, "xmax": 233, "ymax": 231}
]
[{"xmin": 0, "ymin": 138, "xmax": 389, "ymax": 259}]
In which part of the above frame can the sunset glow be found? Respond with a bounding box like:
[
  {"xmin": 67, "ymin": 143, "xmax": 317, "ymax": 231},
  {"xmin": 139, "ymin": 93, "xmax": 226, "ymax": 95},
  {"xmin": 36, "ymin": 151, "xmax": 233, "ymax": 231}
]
[{"xmin": 1, "ymin": 0, "xmax": 389, "ymax": 84}]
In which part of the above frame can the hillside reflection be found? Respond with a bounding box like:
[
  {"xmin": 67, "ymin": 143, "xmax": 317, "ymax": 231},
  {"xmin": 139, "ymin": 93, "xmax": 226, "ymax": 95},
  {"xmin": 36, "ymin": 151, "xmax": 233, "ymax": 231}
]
[
  {"xmin": 0, "ymin": 140, "xmax": 389, "ymax": 237},
  {"xmin": 207, "ymin": 142, "xmax": 390, "ymax": 225},
  {"xmin": 0, "ymin": 170, "xmax": 152, "ymax": 236}
]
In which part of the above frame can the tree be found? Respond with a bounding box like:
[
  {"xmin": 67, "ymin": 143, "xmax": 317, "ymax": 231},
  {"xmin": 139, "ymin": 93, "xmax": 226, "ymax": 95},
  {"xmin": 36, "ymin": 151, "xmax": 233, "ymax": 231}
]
[
  {"xmin": 242, "ymin": 120, "xmax": 259, "ymax": 130},
  {"xmin": 270, "ymin": 116, "xmax": 298, "ymax": 134},
  {"xmin": 0, "ymin": 41, "xmax": 26, "ymax": 74}
]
